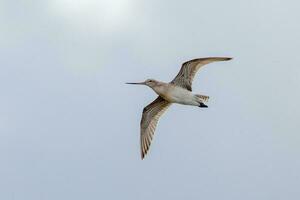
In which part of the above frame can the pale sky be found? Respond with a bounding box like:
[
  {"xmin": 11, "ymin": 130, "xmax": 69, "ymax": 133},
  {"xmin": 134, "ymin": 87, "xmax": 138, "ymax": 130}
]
[{"xmin": 1, "ymin": 0, "xmax": 300, "ymax": 199}]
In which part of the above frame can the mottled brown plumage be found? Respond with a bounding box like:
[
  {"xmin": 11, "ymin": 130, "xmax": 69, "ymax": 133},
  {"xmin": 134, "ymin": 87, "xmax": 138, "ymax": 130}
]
[
  {"xmin": 140, "ymin": 97, "xmax": 170, "ymax": 159},
  {"xmin": 171, "ymin": 57, "xmax": 232, "ymax": 91}
]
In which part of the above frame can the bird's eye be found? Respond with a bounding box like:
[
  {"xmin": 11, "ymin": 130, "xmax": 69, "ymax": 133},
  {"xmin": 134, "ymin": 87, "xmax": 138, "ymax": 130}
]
[{"xmin": 149, "ymin": 80, "xmax": 152, "ymax": 82}]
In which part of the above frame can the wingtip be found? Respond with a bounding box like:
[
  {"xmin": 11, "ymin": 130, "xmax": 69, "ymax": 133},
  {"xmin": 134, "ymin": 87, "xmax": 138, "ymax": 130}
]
[{"xmin": 225, "ymin": 57, "xmax": 233, "ymax": 60}]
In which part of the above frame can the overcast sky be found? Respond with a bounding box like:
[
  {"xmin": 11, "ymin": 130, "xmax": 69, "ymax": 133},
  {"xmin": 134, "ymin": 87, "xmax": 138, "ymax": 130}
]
[{"xmin": 1, "ymin": 0, "xmax": 300, "ymax": 199}]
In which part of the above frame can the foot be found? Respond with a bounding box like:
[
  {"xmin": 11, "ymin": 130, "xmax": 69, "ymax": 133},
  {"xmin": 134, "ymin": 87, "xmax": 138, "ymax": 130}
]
[{"xmin": 199, "ymin": 102, "xmax": 208, "ymax": 108}]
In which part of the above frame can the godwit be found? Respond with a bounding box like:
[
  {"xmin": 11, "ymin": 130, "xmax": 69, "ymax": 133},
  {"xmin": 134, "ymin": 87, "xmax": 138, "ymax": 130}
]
[{"xmin": 127, "ymin": 57, "xmax": 232, "ymax": 159}]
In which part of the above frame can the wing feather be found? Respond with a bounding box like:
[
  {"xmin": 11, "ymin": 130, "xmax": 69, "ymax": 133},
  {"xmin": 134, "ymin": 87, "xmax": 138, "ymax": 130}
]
[
  {"xmin": 171, "ymin": 57, "xmax": 232, "ymax": 91},
  {"xmin": 140, "ymin": 96, "xmax": 171, "ymax": 159}
]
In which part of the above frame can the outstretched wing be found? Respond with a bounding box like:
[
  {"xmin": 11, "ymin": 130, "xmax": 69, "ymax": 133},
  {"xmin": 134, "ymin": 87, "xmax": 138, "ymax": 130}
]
[
  {"xmin": 171, "ymin": 57, "xmax": 232, "ymax": 91},
  {"xmin": 140, "ymin": 96, "xmax": 171, "ymax": 159}
]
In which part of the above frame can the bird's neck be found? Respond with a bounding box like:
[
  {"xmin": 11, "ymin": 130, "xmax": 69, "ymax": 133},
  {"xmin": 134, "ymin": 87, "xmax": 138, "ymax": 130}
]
[{"xmin": 150, "ymin": 82, "xmax": 168, "ymax": 96}]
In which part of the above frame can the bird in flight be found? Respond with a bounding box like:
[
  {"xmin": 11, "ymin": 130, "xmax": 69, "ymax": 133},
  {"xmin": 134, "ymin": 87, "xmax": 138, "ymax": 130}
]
[{"xmin": 127, "ymin": 57, "xmax": 232, "ymax": 159}]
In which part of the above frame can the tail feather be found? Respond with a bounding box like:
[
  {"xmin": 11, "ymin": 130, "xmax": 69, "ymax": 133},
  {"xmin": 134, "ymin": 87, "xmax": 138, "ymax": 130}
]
[{"xmin": 195, "ymin": 94, "xmax": 209, "ymax": 102}]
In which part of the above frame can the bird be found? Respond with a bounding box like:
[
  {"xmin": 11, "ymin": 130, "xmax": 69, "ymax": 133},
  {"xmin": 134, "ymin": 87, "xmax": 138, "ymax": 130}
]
[{"xmin": 127, "ymin": 57, "xmax": 232, "ymax": 159}]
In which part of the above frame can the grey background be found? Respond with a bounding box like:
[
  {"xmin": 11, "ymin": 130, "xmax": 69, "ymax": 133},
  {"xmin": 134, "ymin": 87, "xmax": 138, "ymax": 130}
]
[{"xmin": 1, "ymin": 0, "xmax": 300, "ymax": 199}]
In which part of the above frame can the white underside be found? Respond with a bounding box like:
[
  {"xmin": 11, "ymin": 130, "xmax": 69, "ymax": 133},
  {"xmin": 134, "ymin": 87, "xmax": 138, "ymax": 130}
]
[{"xmin": 154, "ymin": 85, "xmax": 202, "ymax": 106}]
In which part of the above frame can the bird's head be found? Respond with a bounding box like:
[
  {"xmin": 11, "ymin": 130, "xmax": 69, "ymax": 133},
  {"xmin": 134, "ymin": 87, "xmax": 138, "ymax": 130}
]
[{"xmin": 126, "ymin": 79, "xmax": 159, "ymax": 88}]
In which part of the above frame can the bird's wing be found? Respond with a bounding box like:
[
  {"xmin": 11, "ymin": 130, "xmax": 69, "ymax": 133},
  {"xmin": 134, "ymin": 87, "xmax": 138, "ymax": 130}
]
[
  {"xmin": 171, "ymin": 57, "xmax": 232, "ymax": 91},
  {"xmin": 140, "ymin": 96, "xmax": 171, "ymax": 159}
]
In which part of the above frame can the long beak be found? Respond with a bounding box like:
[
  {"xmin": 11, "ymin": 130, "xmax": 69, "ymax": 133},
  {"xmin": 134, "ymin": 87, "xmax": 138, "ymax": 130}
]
[{"xmin": 126, "ymin": 82, "xmax": 145, "ymax": 85}]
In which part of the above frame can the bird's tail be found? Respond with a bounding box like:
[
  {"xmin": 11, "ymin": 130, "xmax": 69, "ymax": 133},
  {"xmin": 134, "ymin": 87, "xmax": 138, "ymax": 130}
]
[{"xmin": 195, "ymin": 94, "xmax": 209, "ymax": 102}]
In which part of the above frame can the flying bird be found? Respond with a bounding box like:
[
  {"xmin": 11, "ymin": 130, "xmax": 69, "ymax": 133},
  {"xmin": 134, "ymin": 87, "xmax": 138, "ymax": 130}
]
[{"xmin": 127, "ymin": 57, "xmax": 232, "ymax": 159}]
